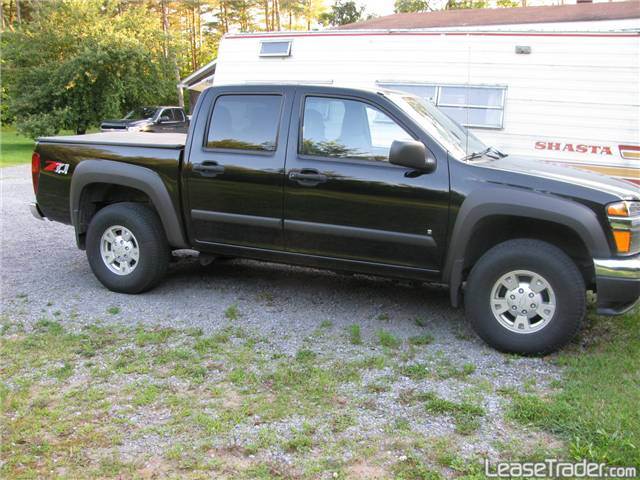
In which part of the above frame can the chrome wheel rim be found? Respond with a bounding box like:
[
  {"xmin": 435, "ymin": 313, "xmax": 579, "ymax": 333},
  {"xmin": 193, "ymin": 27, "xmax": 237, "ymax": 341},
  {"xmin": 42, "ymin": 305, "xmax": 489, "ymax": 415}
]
[
  {"xmin": 100, "ymin": 225, "xmax": 139, "ymax": 276},
  {"xmin": 490, "ymin": 270, "xmax": 556, "ymax": 334}
]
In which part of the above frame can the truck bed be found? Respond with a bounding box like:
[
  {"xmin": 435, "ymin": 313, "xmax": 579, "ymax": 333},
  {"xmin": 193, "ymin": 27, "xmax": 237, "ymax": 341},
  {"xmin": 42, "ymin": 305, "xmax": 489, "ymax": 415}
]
[
  {"xmin": 38, "ymin": 132, "xmax": 187, "ymax": 149},
  {"xmin": 35, "ymin": 132, "xmax": 185, "ymax": 227}
]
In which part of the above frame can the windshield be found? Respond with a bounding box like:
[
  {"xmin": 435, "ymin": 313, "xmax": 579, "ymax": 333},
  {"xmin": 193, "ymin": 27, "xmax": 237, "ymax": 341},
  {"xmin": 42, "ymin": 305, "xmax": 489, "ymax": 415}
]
[
  {"xmin": 124, "ymin": 107, "xmax": 157, "ymax": 121},
  {"xmin": 387, "ymin": 92, "xmax": 487, "ymax": 161}
]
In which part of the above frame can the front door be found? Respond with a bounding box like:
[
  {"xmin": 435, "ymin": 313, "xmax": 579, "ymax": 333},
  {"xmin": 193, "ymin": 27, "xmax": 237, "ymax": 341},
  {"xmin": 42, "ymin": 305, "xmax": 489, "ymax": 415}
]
[
  {"xmin": 283, "ymin": 91, "xmax": 450, "ymax": 272},
  {"xmin": 185, "ymin": 86, "xmax": 293, "ymax": 251}
]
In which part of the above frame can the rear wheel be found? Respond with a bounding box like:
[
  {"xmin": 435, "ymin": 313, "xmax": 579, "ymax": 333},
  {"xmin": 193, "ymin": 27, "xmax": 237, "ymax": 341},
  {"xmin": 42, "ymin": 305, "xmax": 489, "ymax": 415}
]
[
  {"xmin": 86, "ymin": 203, "xmax": 169, "ymax": 293},
  {"xmin": 464, "ymin": 239, "xmax": 585, "ymax": 355}
]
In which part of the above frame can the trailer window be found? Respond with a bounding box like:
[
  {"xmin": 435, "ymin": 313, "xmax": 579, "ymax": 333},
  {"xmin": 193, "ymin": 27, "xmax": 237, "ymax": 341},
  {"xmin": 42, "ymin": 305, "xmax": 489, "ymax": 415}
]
[
  {"xmin": 207, "ymin": 95, "xmax": 282, "ymax": 152},
  {"xmin": 378, "ymin": 84, "xmax": 437, "ymax": 103},
  {"xmin": 438, "ymin": 86, "xmax": 505, "ymax": 129},
  {"xmin": 259, "ymin": 40, "xmax": 292, "ymax": 57},
  {"xmin": 377, "ymin": 83, "xmax": 506, "ymax": 129}
]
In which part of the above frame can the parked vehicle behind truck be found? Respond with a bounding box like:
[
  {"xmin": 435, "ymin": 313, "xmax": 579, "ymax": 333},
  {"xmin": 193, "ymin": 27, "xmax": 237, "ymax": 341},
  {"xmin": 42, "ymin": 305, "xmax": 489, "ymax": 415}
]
[
  {"xmin": 30, "ymin": 85, "xmax": 640, "ymax": 354},
  {"xmin": 100, "ymin": 106, "xmax": 189, "ymax": 133}
]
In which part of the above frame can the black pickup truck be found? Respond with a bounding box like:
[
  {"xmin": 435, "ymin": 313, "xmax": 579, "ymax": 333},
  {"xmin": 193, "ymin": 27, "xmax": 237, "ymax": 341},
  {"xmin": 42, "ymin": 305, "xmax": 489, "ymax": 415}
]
[{"xmin": 30, "ymin": 85, "xmax": 639, "ymax": 354}]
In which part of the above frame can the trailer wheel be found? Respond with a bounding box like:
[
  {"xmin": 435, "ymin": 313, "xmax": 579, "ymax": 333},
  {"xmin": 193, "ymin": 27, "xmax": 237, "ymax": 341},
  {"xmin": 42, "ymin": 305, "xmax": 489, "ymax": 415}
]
[
  {"xmin": 86, "ymin": 202, "xmax": 169, "ymax": 293},
  {"xmin": 464, "ymin": 239, "xmax": 585, "ymax": 355}
]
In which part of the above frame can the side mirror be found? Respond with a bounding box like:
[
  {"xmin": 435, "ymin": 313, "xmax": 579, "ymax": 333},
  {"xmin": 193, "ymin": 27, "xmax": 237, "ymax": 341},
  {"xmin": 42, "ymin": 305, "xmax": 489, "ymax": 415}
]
[
  {"xmin": 158, "ymin": 116, "xmax": 171, "ymax": 124},
  {"xmin": 389, "ymin": 140, "xmax": 436, "ymax": 173}
]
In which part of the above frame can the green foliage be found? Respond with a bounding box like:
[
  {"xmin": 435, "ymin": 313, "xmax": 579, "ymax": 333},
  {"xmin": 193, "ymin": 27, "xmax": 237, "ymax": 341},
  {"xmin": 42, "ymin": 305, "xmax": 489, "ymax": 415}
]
[
  {"xmin": 1, "ymin": 86, "xmax": 14, "ymax": 124},
  {"xmin": 507, "ymin": 310, "xmax": 640, "ymax": 466},
  {"xmin": 377, "ymin": 330, "xmax": 401, "ymax": 349},
  {"xmin": 408, "ymin": 333, "xmax": 434, "ymax": 346},
  {"xmin": 497, "ymin": 0, "xmax": 521, "ymax": 7},
  {"xmin": 446, "ymin": 0, "xmax": 489, "ymax": 9},
  {"xmin": 224, "ymin": 304, "xmax": 240, "ymax": 320},
  {"xmin": 392, "ymin": 453, "xmax": 444, "ymax": 480},
  {"xmin": 394, "ymin": 0, "xmax": 431, "ymax": 13},
  {"xmin": 3, "ymin": 0, "xmax": 178, "ymax": 138},
  {"xmin": 347, "ymin": 324, "xmax": 362, "ymax": 345},
  {"xmin": 0, "ymin": 125, "xmax": 34, "ymax": 166},
  {"xmin": 319, "ymin": 1, "xmax": 364, "ymax": 26},
  {"xmin": 422, "ymin": 391, "xmax": 484, "ymax": 435}
]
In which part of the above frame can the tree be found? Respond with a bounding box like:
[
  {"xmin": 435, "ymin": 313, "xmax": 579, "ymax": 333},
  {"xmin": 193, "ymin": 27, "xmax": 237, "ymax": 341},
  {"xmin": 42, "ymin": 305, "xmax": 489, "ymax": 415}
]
[
  {"xmin": 301, "ymin": 0, "xmax": 324, "ymax": 30},
  {"xmin": 319, "ymin": 1, "xmax": 364, "ymax": 27},
  {"xmin": 446, "ymin": 0, "xmax": 488, "ymax": 9},
  {"xmin": 496, "ymin": 0, "xmax": 520, "ymax": 7},
  {"xmin": 394, "ymin": 0, "xmax": 430, "ymax": 13},
  {"xmin": 3, "ymin": 0, "xmax": 177, "ymax": 137},
  {"xmin": 280, "ymin": 0, "xmax": 304, "ymax": 30}
]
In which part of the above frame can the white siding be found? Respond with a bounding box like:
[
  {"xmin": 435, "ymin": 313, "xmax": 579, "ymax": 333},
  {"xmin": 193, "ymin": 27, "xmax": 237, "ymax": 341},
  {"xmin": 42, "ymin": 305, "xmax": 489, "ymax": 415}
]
[{"xmin": 214, "ymin": 24, "xmax": 640, "ymax": 179}]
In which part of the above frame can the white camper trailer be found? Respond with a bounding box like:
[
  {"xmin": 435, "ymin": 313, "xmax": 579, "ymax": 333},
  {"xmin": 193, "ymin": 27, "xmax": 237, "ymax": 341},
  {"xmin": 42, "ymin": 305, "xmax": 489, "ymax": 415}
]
[{"xmin": 187, "ymin": 2, "xmax": 640, "ymax": 184}]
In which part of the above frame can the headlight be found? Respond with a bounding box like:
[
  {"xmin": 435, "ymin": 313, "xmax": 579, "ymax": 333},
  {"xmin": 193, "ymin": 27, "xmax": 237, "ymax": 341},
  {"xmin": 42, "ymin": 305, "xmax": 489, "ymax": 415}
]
[
  {"xmin": 127, "ymin": 125, "xmax": 143, "ymax": 132},
  {"xmin": 606, "ymin": 201, "xmax": 640, "ymax": 254}
]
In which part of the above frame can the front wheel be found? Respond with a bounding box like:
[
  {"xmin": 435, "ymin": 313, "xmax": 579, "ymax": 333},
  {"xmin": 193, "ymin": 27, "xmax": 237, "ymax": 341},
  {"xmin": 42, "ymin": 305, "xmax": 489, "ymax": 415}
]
[
  {"xmin": 464, "ymin": 239, "xmax": 585, "ymax": 355},
  {"xmin": 86, "ymin": 203, "xmax": 169, "ymax": 293}
]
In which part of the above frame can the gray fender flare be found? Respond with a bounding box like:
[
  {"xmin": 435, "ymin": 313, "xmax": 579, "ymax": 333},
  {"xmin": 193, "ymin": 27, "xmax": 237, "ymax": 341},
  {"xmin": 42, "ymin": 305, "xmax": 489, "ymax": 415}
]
[
  {"xmin": 70, "ymin": 160, "xmax": 189, "ymax": 248},
  {"xmin": 444, "ymin": 187, "xmax": 611, "ymax": 307}
]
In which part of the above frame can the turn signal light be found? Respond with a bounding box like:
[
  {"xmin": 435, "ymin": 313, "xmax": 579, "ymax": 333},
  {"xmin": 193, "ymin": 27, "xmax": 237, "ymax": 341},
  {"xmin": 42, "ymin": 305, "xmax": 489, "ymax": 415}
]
[
  {"xmin": 31, "ymin": 152, "xmax": 41, "ymax": 195},
  {"xmin": 612, "ymin": 230, "xmax": 631, "ymax": 254},
  {"xmin": 607, "ymin": 201, "xmax": 640, "ymax": 217},
  {"xmin": 607, "ymin": 202, "xmax": 630, "ymax": 217}
]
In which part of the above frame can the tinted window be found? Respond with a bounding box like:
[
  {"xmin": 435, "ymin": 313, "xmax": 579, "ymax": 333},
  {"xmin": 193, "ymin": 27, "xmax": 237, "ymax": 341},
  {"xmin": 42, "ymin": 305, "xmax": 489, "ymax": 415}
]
[
  {"xmin": 159, "ymin": 109, "xmax": 173, "ymax": 121},
  {"xmin": 125, "ymin": 107, "xmax": 157, "ymax": 120},
  {"xmin": 207, "ymin": 95, "xmax": 282, "ymax": 151},
  {"xmin": 173, "ymin": 109, "xmax": 185, "ymax": 122},
  {"xmin": 300, "ymin": 97, "xmax": 412, "ymax": 162}
]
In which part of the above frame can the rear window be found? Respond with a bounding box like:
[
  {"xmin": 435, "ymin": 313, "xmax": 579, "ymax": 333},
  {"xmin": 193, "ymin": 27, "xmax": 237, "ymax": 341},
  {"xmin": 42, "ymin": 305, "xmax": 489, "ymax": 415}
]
[{"xmin": 206, "ymin": 95, "xmax": 282, "ymax": 152}]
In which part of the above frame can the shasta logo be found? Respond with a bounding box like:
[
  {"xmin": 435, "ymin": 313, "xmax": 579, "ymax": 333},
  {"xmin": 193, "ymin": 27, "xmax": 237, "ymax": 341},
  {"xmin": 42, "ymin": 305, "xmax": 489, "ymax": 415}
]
[{"xmin": 535, "ymin": 141, "xmax": 612, "ymax": 155}]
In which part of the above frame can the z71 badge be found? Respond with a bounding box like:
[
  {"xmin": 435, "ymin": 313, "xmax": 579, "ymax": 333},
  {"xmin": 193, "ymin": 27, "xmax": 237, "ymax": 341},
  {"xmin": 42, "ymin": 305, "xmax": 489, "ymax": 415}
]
[{"xmin": 44, "ymin": 160, "xmax": 70, "ymax": 175}]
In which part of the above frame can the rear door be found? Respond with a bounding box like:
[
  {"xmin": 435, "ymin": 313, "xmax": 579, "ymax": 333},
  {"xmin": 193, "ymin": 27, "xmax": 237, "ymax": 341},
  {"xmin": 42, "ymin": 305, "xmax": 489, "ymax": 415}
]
[
  {"xmin": 172, "ymin": 108, "xmax": 189, "ymax": 133},
  {"xmin": 283, "ymin": 89, "xmax": 450, "ymax": 273},
  {"xmin": 184, "ymin": 86, "xmax": 293, "ymax": 251}
]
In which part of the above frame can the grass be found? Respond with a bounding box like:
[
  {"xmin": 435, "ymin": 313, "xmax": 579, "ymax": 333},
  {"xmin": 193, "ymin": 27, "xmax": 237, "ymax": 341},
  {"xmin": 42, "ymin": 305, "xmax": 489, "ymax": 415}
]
[
  {"xmin": 408, "ymin": 333, "xmax": 434, "ymax": 346},
  {"xmin": 347, "ymin": 324, "xmax": 362, "ymax": 345},
  {"xmin": 421, "ymin": 392, "xmax": 485, "ymax": 435},
  {"xmin": 0, "ymin": 125, "xmax": 34, "ymax": 167},
  {"xmin": 0, "ymin": 124, "xmax": 99, "ymax": 168},
  {"xmin": 224, "ymin": 304, "xmax": 240, "ymax": 321},
  {"xmin": 377, "ymin": 329, "xmax": 401, "ymax": 349},
  {"xmin": 506, "ymin": 309, "xmax": 640, "ymax": 466},
  {"xmin": 2, "ymin": 308, "xmax": 636, "ymax": 477}
]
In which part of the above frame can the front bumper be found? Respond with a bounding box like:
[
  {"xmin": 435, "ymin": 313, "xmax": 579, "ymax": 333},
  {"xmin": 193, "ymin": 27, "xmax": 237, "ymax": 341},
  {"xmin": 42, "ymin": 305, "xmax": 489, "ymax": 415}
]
[
  {"xmin": 594, "ymin": 255, "xmax": 640, "ymax": 315},
  {"xmin": 29, "ymin": 202, "xmax": 45, "ymax": 221}
]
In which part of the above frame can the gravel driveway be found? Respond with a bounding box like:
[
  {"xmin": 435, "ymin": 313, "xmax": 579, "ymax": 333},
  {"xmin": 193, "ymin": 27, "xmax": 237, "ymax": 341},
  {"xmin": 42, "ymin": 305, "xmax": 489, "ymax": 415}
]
[{"xmin": 1, "ymin": 164, "xmax": 563, "ymax": 477}]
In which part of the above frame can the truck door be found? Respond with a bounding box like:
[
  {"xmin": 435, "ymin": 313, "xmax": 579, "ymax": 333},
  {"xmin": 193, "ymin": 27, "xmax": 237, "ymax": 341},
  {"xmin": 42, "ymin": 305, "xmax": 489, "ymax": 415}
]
[
  {"xmin": 184, "ymin": 86, "xmax": 293, "ymax": 251},
  {"xmin": 283, "ymin": 90, "xmax": 450, "ymax": 273}
]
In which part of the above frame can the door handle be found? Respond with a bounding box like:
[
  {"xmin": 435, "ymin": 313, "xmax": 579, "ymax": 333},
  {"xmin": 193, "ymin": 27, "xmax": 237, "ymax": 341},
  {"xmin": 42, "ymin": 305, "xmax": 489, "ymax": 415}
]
[
  {"xmin": 193, "ymin": 161, "xmax": 225, "ymax": 177},
  {"xmin": 289, "ymin": 169, "xmax": 327, "ymax": 186}
]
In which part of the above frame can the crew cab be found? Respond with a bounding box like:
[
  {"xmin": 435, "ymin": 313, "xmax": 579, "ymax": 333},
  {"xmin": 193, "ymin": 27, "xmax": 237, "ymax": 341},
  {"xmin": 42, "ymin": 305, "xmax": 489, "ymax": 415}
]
[
  {"xmin": 30, "ymin": 85, "xmax": 640, "ymax": 354},
  {"xmin": 100, "ymin": 106, "xmax": 189, "ymax": 133}
]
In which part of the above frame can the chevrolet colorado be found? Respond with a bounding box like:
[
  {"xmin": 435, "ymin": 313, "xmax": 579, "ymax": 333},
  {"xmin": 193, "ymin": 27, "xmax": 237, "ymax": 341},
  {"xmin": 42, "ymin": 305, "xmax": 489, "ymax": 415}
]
[{"xmin": 30, "ymin": 85, "xmax": 640, "ymax": 354}]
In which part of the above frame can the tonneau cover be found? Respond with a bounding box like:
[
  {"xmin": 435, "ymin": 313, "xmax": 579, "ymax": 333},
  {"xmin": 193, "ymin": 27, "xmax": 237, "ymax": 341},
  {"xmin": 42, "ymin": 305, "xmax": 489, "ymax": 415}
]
[{"xmin": 38, "ymin": 132, "xmax": 186, "ymax": 149}]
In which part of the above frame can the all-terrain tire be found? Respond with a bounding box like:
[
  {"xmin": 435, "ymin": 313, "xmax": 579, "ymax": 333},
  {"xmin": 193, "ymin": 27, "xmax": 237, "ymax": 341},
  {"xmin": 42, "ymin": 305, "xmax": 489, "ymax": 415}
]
[
  {"xmin": 86, "ymin": 202, "xmax": 169, "ymax": 293},
  {"xmin": 464, "ymin": 239, "xmax": 585, "ymax": 355}
]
